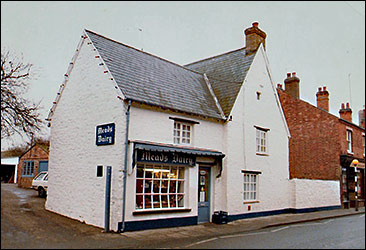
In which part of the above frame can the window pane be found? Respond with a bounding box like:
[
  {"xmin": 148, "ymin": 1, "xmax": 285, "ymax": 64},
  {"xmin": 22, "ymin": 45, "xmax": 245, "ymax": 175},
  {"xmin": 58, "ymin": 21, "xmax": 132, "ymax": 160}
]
[
  {"xmin": 169, "ymin": 195, "xmax": 177, "ymax": 208},
  {"xmin": 144, "ymin": 180, "xmax": 152, "ymax": 193},
  {"xmin": 136, "ymin": 195, "xmax": 143, "ymax": 209},
  {"xmin": 161, "ymin": 195, "xmax": 169, "ymax": 208},
  {"xmin": 145, "ymin": 196, "xmax": 152, "ymax": 209},
  {"xmin": 137, "ymin": 166, "xmax": 144, "ymax": 178},
  {"xmin": 153, "ymin": 180, "xmax": 160, "ymax": 193},
  {"xmin": 152, "ymin": 195, "xmax": 160, "ymax": 208},
  {"xmin": 161, "ymin": 180, "xmax": 169, "ymax": 193},
  {"xmin": 169, "ymin": 180, "xmax": 177, "ymax": 193},
  {"xmin": 178, "ymin": 194, "xmax": 184, "ymax": 207},
  {"xmin": 136, "ymin": 179, "xmax": 143, "ymax": 193}
]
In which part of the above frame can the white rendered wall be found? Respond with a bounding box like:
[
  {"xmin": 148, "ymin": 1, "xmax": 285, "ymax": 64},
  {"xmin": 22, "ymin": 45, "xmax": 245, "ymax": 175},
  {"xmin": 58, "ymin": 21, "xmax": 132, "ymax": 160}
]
[
  {"xmin": 45, "ymin": 36, "xmax": 127, "ymax": 232},
  {"xmin": 290, "ymin": 179, "xmax": 341, "ymax": 209},
  {"xmin": 124, "ymin": 106, "xmax": 226, "ymax": 222},
  {"xmin": 225, "ymin": 45, "xmax": 291, "ymax": 215}
]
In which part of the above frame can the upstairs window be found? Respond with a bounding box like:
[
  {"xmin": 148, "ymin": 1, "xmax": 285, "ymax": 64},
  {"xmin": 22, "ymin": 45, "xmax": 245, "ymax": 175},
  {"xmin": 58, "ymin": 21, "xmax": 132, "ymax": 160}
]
[
  {"xmin": 174, "ymin": 121, "xmax": 192, "ymax": 145},
  {"xmin": 346, "ymin": 129, "xmax": 353, "ymax": 153},
  {"xmin": 362, "ymin": 134, "xmax": 365, "ymax": 156},
  {"xmin": 255, "ymin": 126, "xmax": 269, "ymax": 155}
]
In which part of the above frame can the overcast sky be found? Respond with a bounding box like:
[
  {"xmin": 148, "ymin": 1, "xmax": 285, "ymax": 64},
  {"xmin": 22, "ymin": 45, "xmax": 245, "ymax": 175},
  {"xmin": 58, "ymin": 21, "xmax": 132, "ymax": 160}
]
[{"xmin": 1, "ymin": 1, "xmax": 365, "ymax": 150}]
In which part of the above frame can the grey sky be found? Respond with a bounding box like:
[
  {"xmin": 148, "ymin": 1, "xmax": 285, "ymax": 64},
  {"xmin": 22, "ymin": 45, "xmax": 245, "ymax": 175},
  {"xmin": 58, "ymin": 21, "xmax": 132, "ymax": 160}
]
[{"xmin": 1, "ymin": 1, "xmax": 365, "ymax": 149}]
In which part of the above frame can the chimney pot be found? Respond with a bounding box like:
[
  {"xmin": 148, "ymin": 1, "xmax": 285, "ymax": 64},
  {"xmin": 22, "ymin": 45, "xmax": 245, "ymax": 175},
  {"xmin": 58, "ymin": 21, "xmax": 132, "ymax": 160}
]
[
  {"xmin": 346, "ymin": 102, "xmax": 350, "ymax": 109},
  {"xmin": 323, "ymin": 86, "xmax": 327, "ymax": 91},
  {"xmin": 318, "ymin": 87, "xmax": 322, "ymax": 92},
  {"xmin": 252, "ymin": 22, "xmax": 259, "ymax": 27},
  {"xmin": 284, "ymin": 71, "xmax": 300, "ymax": 99}
]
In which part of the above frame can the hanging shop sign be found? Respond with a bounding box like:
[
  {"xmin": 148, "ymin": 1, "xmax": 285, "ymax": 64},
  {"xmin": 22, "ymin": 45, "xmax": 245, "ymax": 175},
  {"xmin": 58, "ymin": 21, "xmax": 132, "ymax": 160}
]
[
  {"xmin": 96, "ymin": 123, "xmax": 115, "ymax": 146},
  {"xmin": 136, "ymin": 149, "xmax": 196, "ymax": 166}
]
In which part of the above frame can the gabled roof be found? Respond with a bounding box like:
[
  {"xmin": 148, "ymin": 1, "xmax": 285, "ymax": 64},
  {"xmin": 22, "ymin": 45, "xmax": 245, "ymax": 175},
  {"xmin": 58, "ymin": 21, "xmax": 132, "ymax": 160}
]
[
  {"xmin": 185, "ymin": 48, "xmax": 256, "ymax": 116},
  {"xmin": 85, "ymin": 30, "xmax": 224, "ymax": 120}
]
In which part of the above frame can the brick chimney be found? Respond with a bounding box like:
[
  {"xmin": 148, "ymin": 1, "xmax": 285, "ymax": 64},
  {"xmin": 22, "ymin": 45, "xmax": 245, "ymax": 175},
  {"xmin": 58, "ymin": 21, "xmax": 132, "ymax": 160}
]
[
  {"xmin": 284, "ymin": 72, "xmax": 300, "ymax": 99},
  {"xmin": 339, "ymin": 102, "xmax": 352, "ymax": 123},
  {"xmin": 359, "ymin": 106, "xmax": 365, "ymax": 128},
  {"xmin": 316, "ymin": 86, "xmax": 329, "ymax": 111},
  {"xmin": 244, "ymin": 22, "xmax": 266, "ymax": 54}
]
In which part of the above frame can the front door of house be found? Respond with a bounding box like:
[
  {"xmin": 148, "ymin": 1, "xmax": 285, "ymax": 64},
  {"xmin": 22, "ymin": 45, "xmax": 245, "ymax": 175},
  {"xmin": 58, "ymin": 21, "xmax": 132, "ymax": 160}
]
[{"xmin": 198, "ymin": 166, "xmax": 210, "ymax": 223}]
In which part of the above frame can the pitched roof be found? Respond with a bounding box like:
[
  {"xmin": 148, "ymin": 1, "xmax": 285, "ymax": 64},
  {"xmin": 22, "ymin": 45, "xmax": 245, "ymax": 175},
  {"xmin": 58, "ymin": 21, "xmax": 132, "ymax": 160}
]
[
  {"xmin": 185, "ymin": 48, "xmax": 256, "ymax": 116},
  {"xmin": 85, "ymin": 30, "xmax": 224, "ymax": 120}
]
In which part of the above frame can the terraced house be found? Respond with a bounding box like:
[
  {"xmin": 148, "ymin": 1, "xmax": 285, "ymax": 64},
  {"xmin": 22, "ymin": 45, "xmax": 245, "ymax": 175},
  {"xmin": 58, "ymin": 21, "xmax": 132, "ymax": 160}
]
[
  {"xmin": 277, "ymin": 76, "xmax": 365, "ymax": 210},
  {"xmin": 45, "ymin": 23, "xmax": 338, "ymax": 232}
]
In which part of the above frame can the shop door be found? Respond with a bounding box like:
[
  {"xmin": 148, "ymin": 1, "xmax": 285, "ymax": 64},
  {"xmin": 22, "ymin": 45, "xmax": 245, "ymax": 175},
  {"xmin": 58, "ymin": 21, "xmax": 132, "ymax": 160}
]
[{"xmin": 198, "ymin": 166, "xmax": 210, "ymax": 223}]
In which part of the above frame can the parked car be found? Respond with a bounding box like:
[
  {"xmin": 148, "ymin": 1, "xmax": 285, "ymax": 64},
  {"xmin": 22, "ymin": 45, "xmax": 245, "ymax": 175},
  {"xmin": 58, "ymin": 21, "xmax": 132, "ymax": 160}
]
[{"xmin": 32, "ymin": 171, "xmax": 48, "ymax": 197}]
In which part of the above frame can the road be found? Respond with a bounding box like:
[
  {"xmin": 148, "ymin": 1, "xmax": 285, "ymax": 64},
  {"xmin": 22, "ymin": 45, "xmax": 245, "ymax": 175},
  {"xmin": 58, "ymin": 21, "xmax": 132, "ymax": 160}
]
[
  {"xmin": 1, "ymin": 183, "xmax": 365, "ymax": 249},
  {"xmin": 182, "ymin": 214, "xmax": 365, "ymax": 249}
]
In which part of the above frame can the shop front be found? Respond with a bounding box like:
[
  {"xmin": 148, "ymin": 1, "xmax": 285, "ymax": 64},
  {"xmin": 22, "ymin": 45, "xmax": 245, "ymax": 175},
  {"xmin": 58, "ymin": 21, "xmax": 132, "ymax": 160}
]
[
  {"xmin": 121, "ymin": 141, "xmax": 225, "ymax": 231},
  {"xmin": 340, "ymin": 155, "xmax": 365, "ymax": 208}
]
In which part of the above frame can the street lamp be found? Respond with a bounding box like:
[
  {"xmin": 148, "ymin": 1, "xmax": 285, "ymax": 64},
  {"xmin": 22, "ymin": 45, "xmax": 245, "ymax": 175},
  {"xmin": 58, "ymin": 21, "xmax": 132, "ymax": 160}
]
[{"xmin": 352, "ymin": 159, "xmax": 359, "ymax": 211}]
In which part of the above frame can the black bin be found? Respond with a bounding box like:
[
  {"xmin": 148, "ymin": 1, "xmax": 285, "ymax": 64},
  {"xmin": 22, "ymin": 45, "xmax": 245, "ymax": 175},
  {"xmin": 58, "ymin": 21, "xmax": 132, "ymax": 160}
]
[{"xmin": 212, "ymin": 211, "xmax": 228, "ymax": 224}]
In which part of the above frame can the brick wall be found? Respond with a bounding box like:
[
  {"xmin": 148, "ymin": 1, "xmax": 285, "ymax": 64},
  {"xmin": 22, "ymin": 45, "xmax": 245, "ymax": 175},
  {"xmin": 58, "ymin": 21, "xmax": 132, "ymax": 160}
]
[
  {"xmin": 277, "ymin": 89, "xmax": 340, "ymax": 180},
  {"xmin": 17, "ymin": 144, "xmax": 49, "ymax": 188},
  {"xmin": 338, "ymin": 120, "xmax": 365, "ymax": 158}
]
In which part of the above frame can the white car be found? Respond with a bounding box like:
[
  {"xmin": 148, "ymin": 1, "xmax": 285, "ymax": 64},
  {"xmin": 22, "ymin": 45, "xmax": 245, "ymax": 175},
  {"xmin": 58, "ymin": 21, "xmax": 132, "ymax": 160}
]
[{"xmin": 32, "ymin": 171, "xmax": 48, "ymax": 197}]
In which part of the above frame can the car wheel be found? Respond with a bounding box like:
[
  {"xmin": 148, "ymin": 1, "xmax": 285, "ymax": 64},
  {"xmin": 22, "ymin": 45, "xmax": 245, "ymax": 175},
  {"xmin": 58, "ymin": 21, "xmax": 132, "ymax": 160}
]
[{"xmin": 38, "ymin": 187, "xmax": 46, "ymax": 198}]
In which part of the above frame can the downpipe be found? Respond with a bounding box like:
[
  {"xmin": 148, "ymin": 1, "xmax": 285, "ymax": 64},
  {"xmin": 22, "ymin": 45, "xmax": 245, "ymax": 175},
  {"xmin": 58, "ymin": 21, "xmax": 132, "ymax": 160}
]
[{"xmin": 120, "ymin": 99, "xmax": 131, "ymax": 232}]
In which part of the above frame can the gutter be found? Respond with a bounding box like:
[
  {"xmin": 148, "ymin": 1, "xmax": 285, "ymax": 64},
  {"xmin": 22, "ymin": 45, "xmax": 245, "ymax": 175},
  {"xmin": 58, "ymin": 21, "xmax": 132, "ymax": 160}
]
[{"xmin": 120, "ymin": 99, "xmax": 132, "ymax": 232}]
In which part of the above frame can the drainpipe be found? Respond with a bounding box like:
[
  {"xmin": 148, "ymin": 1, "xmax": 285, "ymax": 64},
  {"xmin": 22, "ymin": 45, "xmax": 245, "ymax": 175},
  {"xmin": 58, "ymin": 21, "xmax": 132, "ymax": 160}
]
[{"xmin": 121, "ymin": 99, "xmax": 131, "ymax": 232}]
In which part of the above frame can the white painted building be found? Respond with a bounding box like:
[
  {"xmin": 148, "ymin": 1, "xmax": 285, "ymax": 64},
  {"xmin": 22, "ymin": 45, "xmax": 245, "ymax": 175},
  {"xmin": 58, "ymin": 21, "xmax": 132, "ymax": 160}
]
[{"xmin": 45, "ymin": 23, "xmax": 332, "ymax": 232}]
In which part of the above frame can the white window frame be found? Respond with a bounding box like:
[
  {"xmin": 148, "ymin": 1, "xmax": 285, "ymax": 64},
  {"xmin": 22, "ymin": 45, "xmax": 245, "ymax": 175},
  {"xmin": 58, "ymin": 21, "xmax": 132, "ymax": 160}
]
[
  {"xmin": 346, "ymin": 129, "xmax": 353, "ymax": 154},
  {"xmin": 174, "ymin": 121, "xmax": 192, "ymax": 145},
  {"xmin": 22, "ymin": 161, "xmax": 35, "ymax": 177},
  {"xmin": 135, "ymin": 164, "xmax": 186, "ymax": 210},
  {"xmin": 242, "ymin": 170, "xmax": 261, "ymax": 202},
  {"xmin": 255, "ymin": 126, "xmax": 269, "ymax": 155}
]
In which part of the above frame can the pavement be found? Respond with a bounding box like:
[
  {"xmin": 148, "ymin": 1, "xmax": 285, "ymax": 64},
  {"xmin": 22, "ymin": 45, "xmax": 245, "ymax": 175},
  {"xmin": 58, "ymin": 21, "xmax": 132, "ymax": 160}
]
[{"xmin": 118, "ymin": 206, "xmax": 365, "ymax": 248}]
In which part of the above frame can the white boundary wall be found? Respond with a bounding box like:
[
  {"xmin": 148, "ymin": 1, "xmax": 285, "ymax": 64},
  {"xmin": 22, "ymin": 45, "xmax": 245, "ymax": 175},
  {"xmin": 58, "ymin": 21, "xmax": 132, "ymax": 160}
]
[{"xmin": 290, "ymin": 178, "xmax": 341, "ymax": 209}]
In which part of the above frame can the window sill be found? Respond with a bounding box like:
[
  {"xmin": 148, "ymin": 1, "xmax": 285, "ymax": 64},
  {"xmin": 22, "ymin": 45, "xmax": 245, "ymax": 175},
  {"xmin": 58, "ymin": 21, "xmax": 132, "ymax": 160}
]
[
  {"xmin": 243, "ymin": 200, "xmax": 260, "ymax": 204},
  {"xmin": 133, "ymin": 208, "xmax": 192, "ymax": 216},
  {"xmin": 256, "ymin": 153, "xmax": 269, "ymax": 156},
  {"xmin": 347, "ymin": 151, "xmax": 354, "ymax": 155}
]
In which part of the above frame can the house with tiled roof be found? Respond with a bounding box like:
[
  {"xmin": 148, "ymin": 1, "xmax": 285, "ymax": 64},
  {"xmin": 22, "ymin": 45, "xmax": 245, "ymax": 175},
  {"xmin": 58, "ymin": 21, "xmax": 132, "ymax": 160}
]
[
  {"xmin": 17, "ymin": 142, "xmax": 50, "ymax": 188},
  {"xmin": 46, "ymin": 22, "xmax": 303, "ymax": 232},
  {"xmin": 277, "ymin": 77, "xmax": 365, "ymax": 209}
]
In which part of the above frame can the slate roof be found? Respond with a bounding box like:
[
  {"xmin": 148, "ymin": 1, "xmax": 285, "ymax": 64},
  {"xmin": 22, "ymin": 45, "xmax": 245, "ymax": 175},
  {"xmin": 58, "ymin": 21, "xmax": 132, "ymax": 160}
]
[
  {"xmin": 85, "ymin": 30, "xmax": 224, "ymax": 120},
  {"xmin": 185, "ymin": 48, "xmax": 256, "ymax": 116}
]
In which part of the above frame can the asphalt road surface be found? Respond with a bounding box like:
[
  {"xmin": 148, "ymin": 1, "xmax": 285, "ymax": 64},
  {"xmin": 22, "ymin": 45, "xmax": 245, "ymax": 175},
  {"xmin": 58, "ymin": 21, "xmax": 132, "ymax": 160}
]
[
  {"xmin": 183, "ymin": 214, "xmax": 366, "ymax": 249},
  {"xmin": 2, "ymin": 183, "xmax": 365, "ymax": 249}
]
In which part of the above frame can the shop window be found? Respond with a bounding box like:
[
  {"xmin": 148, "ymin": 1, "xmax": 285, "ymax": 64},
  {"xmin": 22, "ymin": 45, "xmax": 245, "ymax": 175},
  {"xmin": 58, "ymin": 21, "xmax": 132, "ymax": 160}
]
[
  {"xmin": 136, "ymin": 164, "xmax": 185, "ymax": 210},
  {"xmin": 242, "ymin": 171, "xmax": 260, "ymax": 202},
  {"xmin": 255, "ymin": 126, "xmax": 269, "ymax": 155},
  {"xmin": 346, "ymin": 129, "xmax": 353, "ymax": 153},
  {"xmin": 174, "ymin": 121, "xmax": 192, "ymax": 145},
  {"xmin": 22, "ymin": 161, "xmax": 35, "ymax": 177}
]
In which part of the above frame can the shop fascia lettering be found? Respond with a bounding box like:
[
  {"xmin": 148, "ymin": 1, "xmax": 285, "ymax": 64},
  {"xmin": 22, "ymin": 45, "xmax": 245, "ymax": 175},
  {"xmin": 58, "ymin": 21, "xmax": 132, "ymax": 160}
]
[{"xmin": 139, "ymin": 150, "xmax": 195, "ymax": 166}]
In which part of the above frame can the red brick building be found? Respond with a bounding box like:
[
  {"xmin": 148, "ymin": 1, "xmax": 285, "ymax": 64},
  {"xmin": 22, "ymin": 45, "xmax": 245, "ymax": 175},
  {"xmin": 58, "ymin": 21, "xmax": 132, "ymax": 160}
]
[
  {"xmin": 277, "ymin": 73, "xmax": 365, "ymax": 208},
  {"xmin": 17, "ymin": 142, "xmax": 49, "ymax": 188}
]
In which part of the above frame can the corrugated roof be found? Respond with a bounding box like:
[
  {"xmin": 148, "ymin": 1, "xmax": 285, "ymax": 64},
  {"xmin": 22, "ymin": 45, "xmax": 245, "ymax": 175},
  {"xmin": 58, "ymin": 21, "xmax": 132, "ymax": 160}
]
[
  {"xmin": 185, "ymin": 48, "xmax": 256, "ymax": 116},
  {"xmin": 85, "ymin": 30, "xmax": 224, "ymax": 120}
]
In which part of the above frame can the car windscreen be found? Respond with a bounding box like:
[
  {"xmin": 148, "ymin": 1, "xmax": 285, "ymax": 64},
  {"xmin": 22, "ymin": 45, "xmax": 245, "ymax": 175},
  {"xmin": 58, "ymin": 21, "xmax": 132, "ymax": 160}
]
[{"xmin": 35, "ymin": 173, "xmax": 47, "ymax": 180}]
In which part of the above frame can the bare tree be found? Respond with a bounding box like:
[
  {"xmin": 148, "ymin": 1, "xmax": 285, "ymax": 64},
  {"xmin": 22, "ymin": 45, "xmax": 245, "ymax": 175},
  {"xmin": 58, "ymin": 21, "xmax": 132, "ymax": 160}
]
[{"xmin": 1, "ymin": 49, "xmax": 43, "ymax": 141}]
